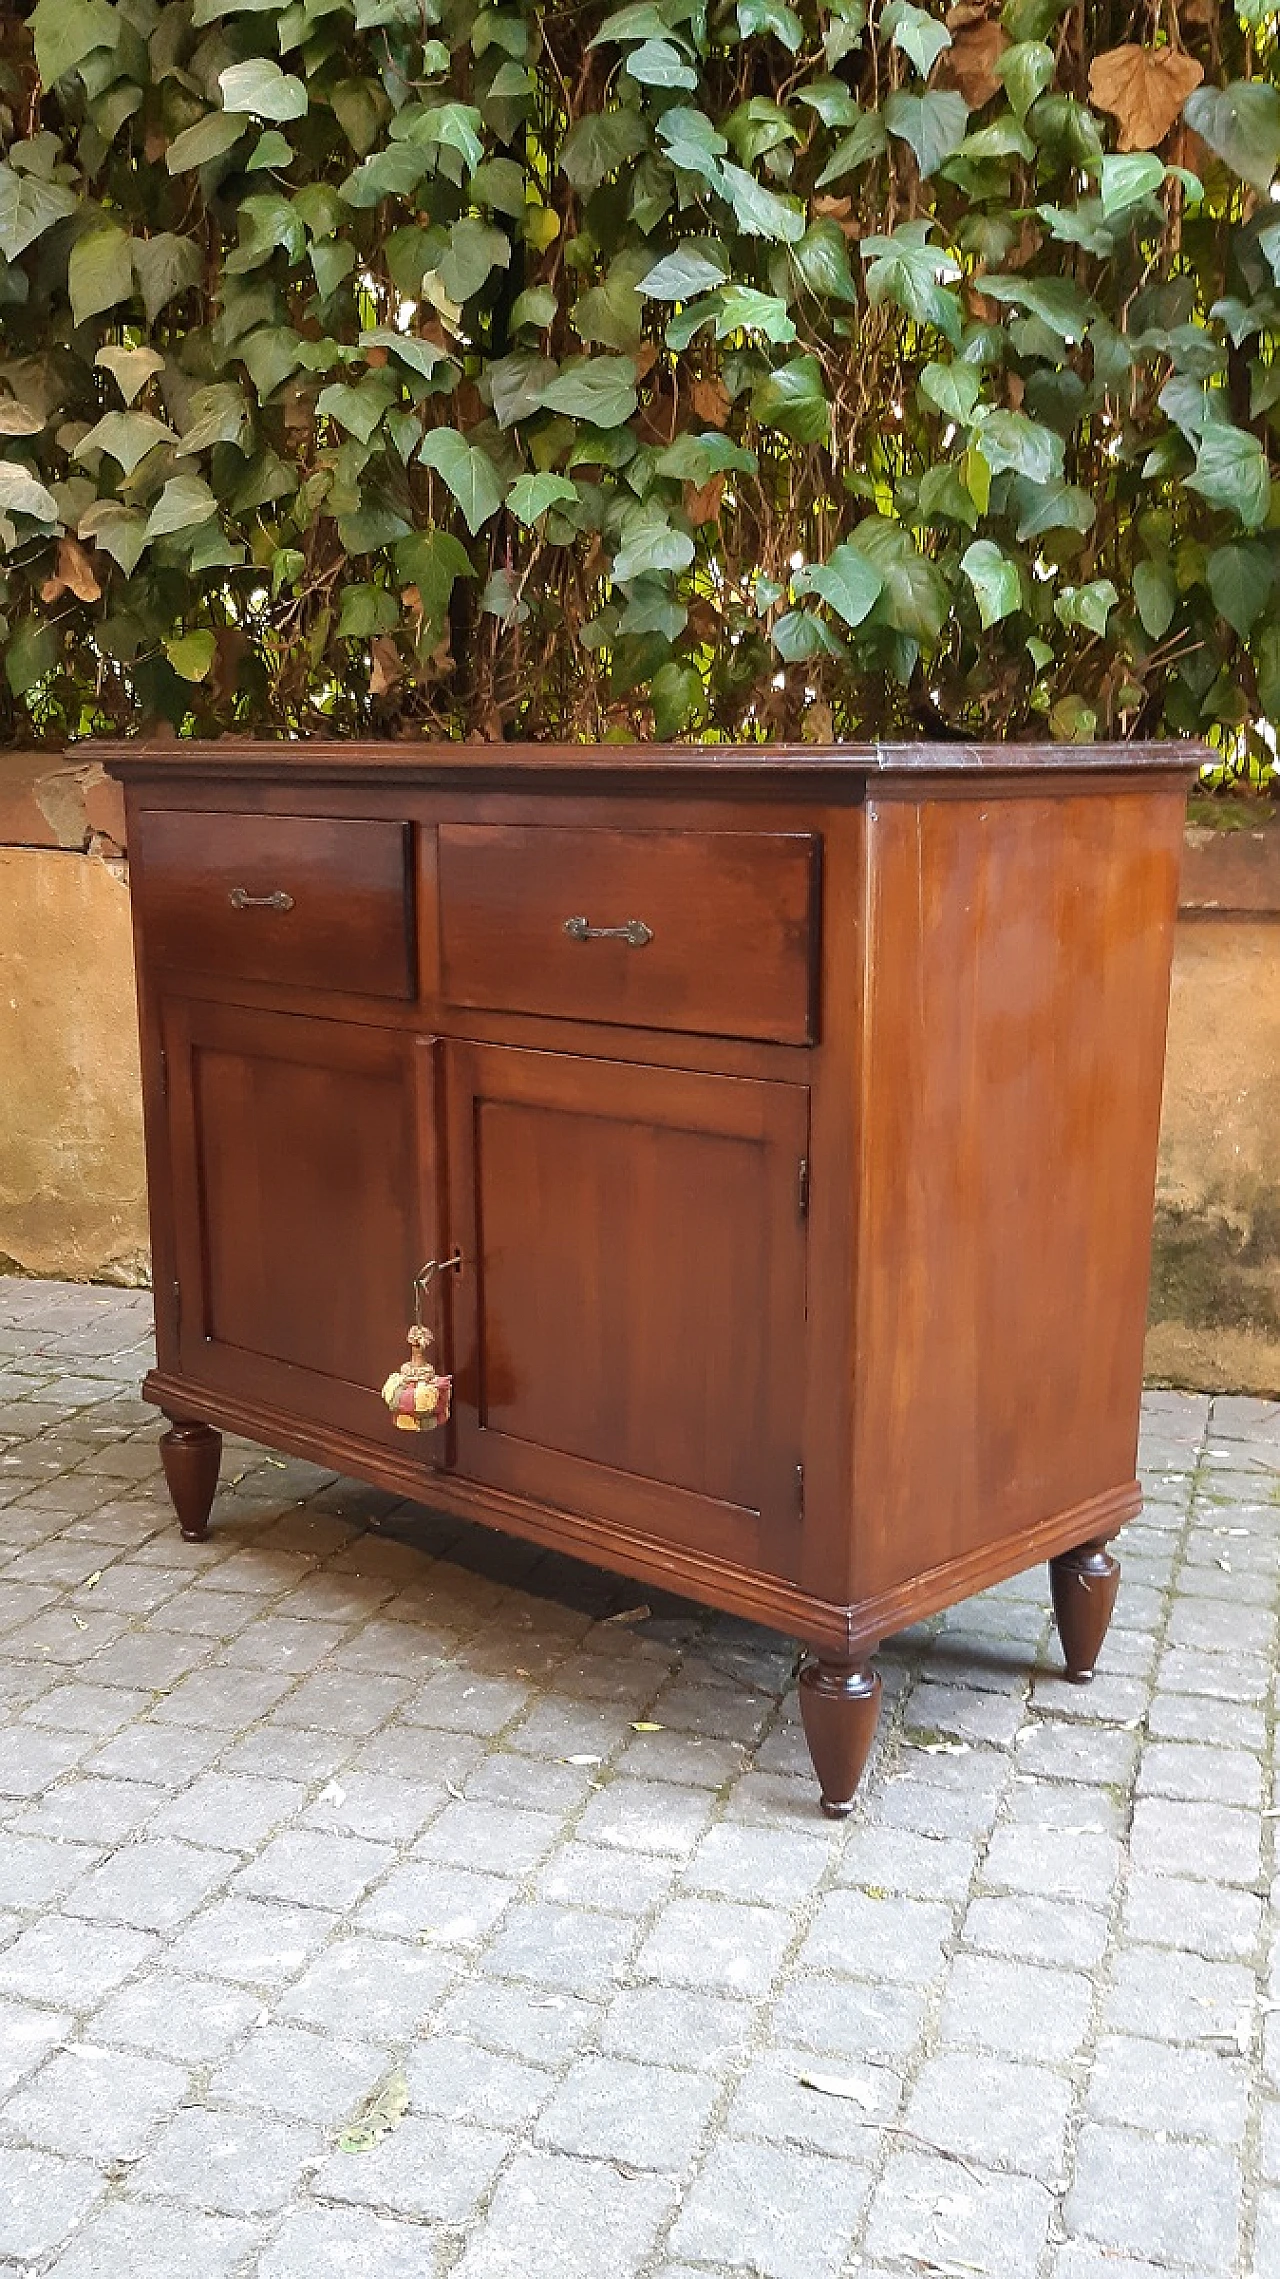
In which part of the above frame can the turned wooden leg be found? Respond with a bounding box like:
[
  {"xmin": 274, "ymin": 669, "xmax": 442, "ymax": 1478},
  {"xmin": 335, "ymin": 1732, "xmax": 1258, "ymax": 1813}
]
[
  {"xmin": 1050, "ymin": 1537, "xmax": 1120, "ymax": 1683},
  {"xmin": 159, "ymin": 1419, "xmax": 222, "ymax": 1543},
  {"xmin": 798, "ymin": 1654, "xmax": 882, "ymax": 1819}
]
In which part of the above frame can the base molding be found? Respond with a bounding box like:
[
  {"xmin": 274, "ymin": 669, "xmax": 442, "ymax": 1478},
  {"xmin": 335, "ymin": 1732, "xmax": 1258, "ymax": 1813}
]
[{"xmin": 144, "ymin": 1369, "xmax": 1139, "ymax": 1653}]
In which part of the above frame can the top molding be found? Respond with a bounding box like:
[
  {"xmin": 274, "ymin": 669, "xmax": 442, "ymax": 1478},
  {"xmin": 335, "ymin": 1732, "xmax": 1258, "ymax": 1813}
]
[{"xmin": 93, "ymin": 738, "xmax": 1202, "ymax": 787}]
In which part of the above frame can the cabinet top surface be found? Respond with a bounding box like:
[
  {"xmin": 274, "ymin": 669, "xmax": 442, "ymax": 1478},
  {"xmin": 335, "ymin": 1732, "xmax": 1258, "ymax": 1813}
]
[{"xmin": 95, "ymin": 738, "xmax": 1199, "ymax": 788}]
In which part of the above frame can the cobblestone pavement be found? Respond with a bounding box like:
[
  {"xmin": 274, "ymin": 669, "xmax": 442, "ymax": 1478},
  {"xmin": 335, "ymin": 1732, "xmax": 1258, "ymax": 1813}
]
[{"xmin": 0, "ymin": 1279, "xmax": 1276, "ymax": 2278}]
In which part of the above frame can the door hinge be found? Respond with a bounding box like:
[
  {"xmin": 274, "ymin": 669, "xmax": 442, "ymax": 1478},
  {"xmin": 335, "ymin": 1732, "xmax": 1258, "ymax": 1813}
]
[
  {"xmin": 159, "ymin": 1045, "xmax": 168, "ymax": 1103},
  {"xmin": 798, "ymin": 1155, "xmax": 809, "ymax": 1219},
  {"xmin": 796, "ymin": 1462, "xmax": 805, "ymax": 1520},
  {"xmin": 172, "ymin": 1278, "xmax": 181, "ymax": 1333}
]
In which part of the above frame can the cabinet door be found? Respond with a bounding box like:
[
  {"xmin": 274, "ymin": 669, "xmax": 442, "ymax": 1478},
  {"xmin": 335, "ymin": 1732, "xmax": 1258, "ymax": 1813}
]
[
  {"xmin": 445, "ymin": 1043, "xmax": 809, "ymax": 1578},
  {"xmin": 163, "ymin": 1000, "xmax": 435, "ymax": 1442}
]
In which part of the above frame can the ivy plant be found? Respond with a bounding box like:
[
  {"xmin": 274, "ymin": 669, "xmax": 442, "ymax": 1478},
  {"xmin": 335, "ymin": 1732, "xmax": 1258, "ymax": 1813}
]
[{"xmin": 1, "ymin": 0, "xmax": 1279, "ymax": 757}]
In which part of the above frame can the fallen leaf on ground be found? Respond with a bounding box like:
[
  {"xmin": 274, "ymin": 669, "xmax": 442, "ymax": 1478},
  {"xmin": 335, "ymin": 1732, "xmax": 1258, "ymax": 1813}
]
[
  {"xmin": 565, "ymin": 1753, "xmax": 602, "ymax": 1766},
  {"xmin": 631, "ymin": 1721, "xmax": 663, "ymax": 1732},
  {"xmin": 338, "ymin": 2069, "xmax": 409, "ymax": 2154},
  {"xmin": 602, "ymin": 1603, "xmax": 652, "ymax": 1626}
]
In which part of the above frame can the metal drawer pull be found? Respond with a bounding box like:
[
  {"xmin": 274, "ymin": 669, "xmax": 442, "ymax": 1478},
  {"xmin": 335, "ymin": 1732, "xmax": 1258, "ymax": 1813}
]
[
  {"xmin": 563, "ymin": 915, "xmax": 653, "ymax": 948},
  {"xmin": 228, "ymin": 887, "xmax": 295, "ymax": 913}
]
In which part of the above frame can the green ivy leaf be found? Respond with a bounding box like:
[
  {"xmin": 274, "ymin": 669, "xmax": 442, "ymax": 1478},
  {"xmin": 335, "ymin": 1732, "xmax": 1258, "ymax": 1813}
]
[
  {"xmin": 655, "ymin": 432, "xmax": 758, "ymax": 479},
  {"xmin": 144, "ymin": 474, "xmax": 218, "ymax": 539},
  {"xmin": 861, "ymin": 222, "xmax": 962, "ymax": 345},
  {"xmin": 961, "ymin": 539, "xmax": 1021, "ymax": 627},
  {"xmin": 639, "ymin": 245, "xmax": 730, "ymax": 299},
  {"xmin": 360, "ymin": 328, "xmax": 453, "ymax": 382},
  {"xmin": 68, "ymin": 223, "xmax": 133, "ymax": 326},
  {"xmin": 438, "ymin": 218, "xmax": 510, "ymax": 304},
  {"xmin": 1186, "ymin": 425, "xmax": 1272, "ymax": 530},
  {"xmin": 76, "ymin": 408, "xmax": 179, "ymax": 473},
  {"xmin": 1012, "ymin": 477, "xmax": 1096, "ymax": 541},
  {"xmin": 31, "ymin": 0, "xmax": 119, "ymax": 85},
  {"xmin": 131, "ymin": 233, "xmax": 201, "ymax": 323},
  {"xmin": 751, "ymin": 355, "xmax": 831, "ymax": 442},
  {"xmin": 394, "ymin": 526, "xmax": 476, "ymax": 622},
  {"xmin": 737, "ymin": 0, "xmax": 804, "ymax": 52},
  {"xmin": 974, "ymin": 409, "xmax": 1064, "ymax": 484},
  {"xmin": 796, "ymin": 541, "xmax": 884, "ymax": 626},
  {"xmin": 178, "ymin": 382, "xmax": 251, "ymax": 455},
  {"xmin": 1054, "ymin": 578, "xmax": 1118, "ymax": 636},
  {"xmin": 651, "ymin": 658, "xmax": 703, "ymax": 736},
  {"xmin": 218, "ymin": 60, "xmax": 309, "ymax": 120},
  {"xmin": 1097, "ymin": 152, "xmax": 1165, "ymax": 216},
  {"xmin": 1206, "ymin": 542, "xmax": 1273, "ymax": 638},
  {"xmin": 0, "ymin": 464, "xmax": 60, "ymax": 523},
  {"xmin": 772, "ymin": 607, "xmax": 847, "ymax": 660},
  {"xmin": 625, "ymin": 38, "xmax": 698, "ymax": 87},
  {"xmin": 719, "ymin": 163, "xmax": 806, "ymax": 243},
  {"xmin": 167, "ymin": 111, "xmax": 252, "ymax": 173},
  {"xmin": 5, "ymin": 616, "xmax": 58, "ymax": 697},
  {"xmin": 996, "ymin": 39, "xmax": 1055, "ymax": 119},
  {"xmin": 337, "ymin": 583, "xmax": 400, "ymax": 637},
  {"xmin": 540, "ymin": 357, "xmax": 639, "ymax": 427},
  {"xmin": 1132, "ymin": 560, "xmax": 1176, "ymax": 640},
  {"xmin": 164, "ymin": 628, "xmax": 218, "ymax": 679},
  {"xmin": 0, "ymin": 166, "xmax": 78, "ymax": 261},
  {"xmin": 77, "ymin": 498, "xmax": 147, "ymax": 572},
  {"xmin": 560, "ymin": 112, "xmax": 649, "ymax": 192},
  {"xmin": 852, "ymin": 517, "xmax": 949, "ymax": 642},
  {"xmin": 318, "ymin": 376, "xmax": 396, "ymax": 443},
  {"xmin": 815, "ymin": 110, "xmax": 888, "ymax": 186},
  {"xmin": 510, "ymin": 285, "xmax": 558, "ymax": 331},
  {"xmin": 1184, "ymin": 82, "xmax": 1280, "ymax": 196},
  {"xmin": 419, "ymin": 428, "xmax": 505, "ymax": 533},
  {"xmin": 796, "ymin": 79, "xmax": 862, "ymax": 128},
  {"xmin": 884, "ymin": 89, "xmax": 970, "ymax": 177},
  {"xmin": 882, "ymin": 0, "xmax": 952, "ymax": 77},
  {"xmin": 920, "ymin": 361, "xmax": 981, "ymax": 423},
  {"xmin": 507, "ymin": 471, "xmax": 578, "ymax": 523},
  {"xmin": 791, "ymin": 219, "xmax": 857, "ymax": 303},
  {"xmin": 613, "ymin": 504, "xmax": 697, "ymax": 580}
]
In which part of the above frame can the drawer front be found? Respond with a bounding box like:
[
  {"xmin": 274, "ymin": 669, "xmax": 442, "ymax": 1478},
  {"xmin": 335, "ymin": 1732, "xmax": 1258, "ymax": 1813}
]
[
  {"xmin": 437, "ymin": 825, "xmax": 819, "ymax": 1043},
  {"xmin": 134, "ymin": 812, "xmax": 414, "ymax": 1000}
]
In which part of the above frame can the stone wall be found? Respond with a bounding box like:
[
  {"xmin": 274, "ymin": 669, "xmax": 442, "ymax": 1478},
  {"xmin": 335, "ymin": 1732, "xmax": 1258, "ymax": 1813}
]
[
  {"xmin": 1147, "ymin": 817, "xmax": 1280, "ymax": 1398},
  {"xmin": 0, "ymin": 752, "xmax": 148, "ymax": 1285},
  {"xmin": 0, "ymin": 755, "xmax": 1277, "ymax": 1391}
]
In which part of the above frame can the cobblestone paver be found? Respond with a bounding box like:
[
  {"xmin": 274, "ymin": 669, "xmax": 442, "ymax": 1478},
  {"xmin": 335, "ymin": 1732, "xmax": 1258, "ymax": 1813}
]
[{"xmin": 0, "ymin": 1279, "xmax": 1276, "ymax": 2277}]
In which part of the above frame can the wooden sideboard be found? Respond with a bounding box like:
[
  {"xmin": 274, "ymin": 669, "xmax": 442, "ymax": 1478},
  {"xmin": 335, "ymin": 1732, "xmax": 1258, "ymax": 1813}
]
[{"xmin": 102, "ymin": 740, "xmax": 1192, "ymax": 1814}]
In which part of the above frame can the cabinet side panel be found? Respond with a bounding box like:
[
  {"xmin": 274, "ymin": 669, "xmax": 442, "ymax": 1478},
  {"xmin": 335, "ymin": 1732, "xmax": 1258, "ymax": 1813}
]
[{"xmin": 850, "ymin": 784, "xmax": 1184, "ymax": 1604}]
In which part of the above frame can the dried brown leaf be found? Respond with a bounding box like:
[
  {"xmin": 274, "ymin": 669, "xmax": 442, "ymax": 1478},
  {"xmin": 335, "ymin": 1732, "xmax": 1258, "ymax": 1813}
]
[
  {"xmin": 57, "ymin": 538, "xmax": 102, "ymax": 603},
  {"xmin": 690, "ymin": 375, "xmax": 730, "ymax": 429},
  {"xmin": 684, "ymin": 473, "xmax": 724, "ymax": 525},
  {"xmin": 369, "ymin": 635, "xmax": 402, "ymax": 697},
  {"xmin": 1088, "ymin": 45, "xmax": 1204, "ymax": 152},
  {"xmin": 941, "ymin": 21, "xmax": 1007, "ymax": 109}
]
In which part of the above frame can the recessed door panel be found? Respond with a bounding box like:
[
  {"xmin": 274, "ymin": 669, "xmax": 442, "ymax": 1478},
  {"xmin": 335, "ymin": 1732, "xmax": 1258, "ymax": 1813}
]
[
  {"xmin": 445, "ymin": 1042, "xmax": 809, "ymax": 1577},
  {"xmin": 164, "ymin": 1000, "xmax": 434, "ymax": 1442}
]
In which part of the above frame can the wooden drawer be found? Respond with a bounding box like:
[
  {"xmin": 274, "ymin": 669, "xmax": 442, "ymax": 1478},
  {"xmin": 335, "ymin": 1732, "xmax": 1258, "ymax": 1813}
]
[
  {"xmin": 133, "ymin": 812, "xmax": 414, "ymax": 1000},
  {"xmin": 437, "ymin": 825, "xmax": 819, "ymax": 1043}
]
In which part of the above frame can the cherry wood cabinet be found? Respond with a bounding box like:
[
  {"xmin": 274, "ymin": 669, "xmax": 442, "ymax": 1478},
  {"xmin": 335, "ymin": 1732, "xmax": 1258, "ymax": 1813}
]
[{"xmin": 107, "ymin": 740, "xmax": 1193, "ymax": 1814}]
